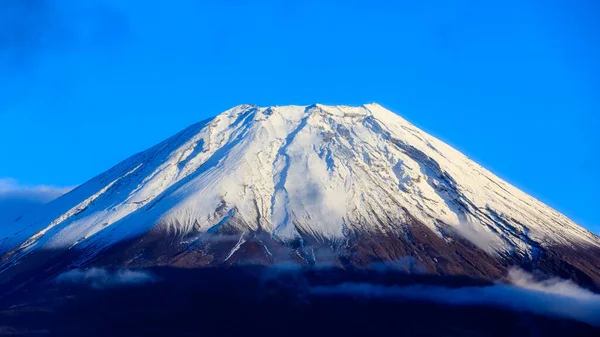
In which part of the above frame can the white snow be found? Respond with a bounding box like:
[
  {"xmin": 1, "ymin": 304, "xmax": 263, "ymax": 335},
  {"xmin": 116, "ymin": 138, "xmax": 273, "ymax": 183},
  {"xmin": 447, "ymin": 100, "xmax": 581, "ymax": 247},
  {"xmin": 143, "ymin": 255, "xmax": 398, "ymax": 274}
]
[
  {"xmin": 223, "ymin": 235, "xmax": 247, "ymax": 262},
  {"xmin": 1, "ymin": 103, "xmax": 598, "ymax": 263}
]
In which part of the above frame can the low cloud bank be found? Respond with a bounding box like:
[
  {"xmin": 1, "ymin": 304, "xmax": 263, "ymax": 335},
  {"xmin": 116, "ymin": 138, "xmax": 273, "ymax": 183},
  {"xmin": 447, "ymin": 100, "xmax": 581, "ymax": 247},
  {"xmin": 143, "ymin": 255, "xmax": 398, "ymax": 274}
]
[
  {"xmin": 0, "ymin": 178, "xmax": 73, "ymax": 200},
  {"xmin": 0, "ymin": 178, "xmax": 73, "ymax": 223},
  {"xmin": 507, "ymin": 268, "xmax": 597, "ymax": 300},
  {"xmin": 52, "ymin": 264, "xmax": 600, "ymax": 326},
  {"xmin": 310, "ymin": 268, "xmax": 600, "ymax": 326},
  {"xmin": 56, "ymin": 268, "xmax": 155, "ymax": 289}
]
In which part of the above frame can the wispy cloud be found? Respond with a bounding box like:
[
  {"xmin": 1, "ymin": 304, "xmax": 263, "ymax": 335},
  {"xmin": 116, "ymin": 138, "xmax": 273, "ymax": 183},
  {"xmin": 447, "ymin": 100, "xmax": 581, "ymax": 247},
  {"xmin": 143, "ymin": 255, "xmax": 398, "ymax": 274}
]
[
  {"xmin": 310, "ymin": 268, "xmax": 600, "ymax": 326},
  {"xmin": 452, "ymin": 220, "xmax": 504, "ymax": 254},
  {"xmin": 0, "ymin": 177, "xmax": 73, "ymax": 198},
  {"xmin": 0, "ymin": 177, "xmax": 74, "ymax": 222},
  {"xmin": 507, "ymin": 268, "xmax": 598, "ymax": 300},
  {"xmin": 56, "ymin": 268, "xmax": 155, "ymax": 289}
]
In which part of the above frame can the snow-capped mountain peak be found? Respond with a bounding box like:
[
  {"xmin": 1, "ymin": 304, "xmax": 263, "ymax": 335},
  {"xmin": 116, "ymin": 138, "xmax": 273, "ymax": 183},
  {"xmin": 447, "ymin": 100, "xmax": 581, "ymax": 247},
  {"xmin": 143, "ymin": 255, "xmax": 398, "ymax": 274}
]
[{"xmin": 2, "ymin": 104, "xmax": 599, "ymax": 287}]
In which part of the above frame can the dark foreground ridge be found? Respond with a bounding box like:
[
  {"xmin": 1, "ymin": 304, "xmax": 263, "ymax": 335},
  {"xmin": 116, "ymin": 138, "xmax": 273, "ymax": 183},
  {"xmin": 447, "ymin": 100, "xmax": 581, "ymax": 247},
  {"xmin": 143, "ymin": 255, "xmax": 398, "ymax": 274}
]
[{"xmin": 1, "ymin": 266, "xmax": 598, "ymax": 337}]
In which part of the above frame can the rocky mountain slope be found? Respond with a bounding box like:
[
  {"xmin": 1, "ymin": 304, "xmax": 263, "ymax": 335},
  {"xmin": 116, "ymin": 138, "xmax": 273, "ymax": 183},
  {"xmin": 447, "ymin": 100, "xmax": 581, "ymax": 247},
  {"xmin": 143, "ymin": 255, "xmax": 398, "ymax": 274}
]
[{"xmin": 1, "ymin": 103, "xmax": 599, "ymax": 289}]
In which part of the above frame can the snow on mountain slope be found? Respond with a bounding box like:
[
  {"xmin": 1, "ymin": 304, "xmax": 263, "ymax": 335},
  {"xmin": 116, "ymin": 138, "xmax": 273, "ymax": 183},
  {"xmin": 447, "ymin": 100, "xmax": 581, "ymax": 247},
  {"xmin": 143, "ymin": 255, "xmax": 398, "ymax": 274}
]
[{"xmin": 1, "ymin": 104, "xmax": 598, "ymax": 272}]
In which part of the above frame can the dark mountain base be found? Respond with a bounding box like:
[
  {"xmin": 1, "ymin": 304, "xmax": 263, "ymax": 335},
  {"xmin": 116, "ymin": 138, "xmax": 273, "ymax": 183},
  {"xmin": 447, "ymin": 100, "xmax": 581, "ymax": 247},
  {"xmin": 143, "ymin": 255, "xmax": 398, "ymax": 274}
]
[
  {"xmin": 2, "ymin": 217, "xmax": 600, "ymax": 301},
  {"xmin": 1, "ymin": 266, "xmax": 599, "ymax": 337},
  {"xmin": 87, "ymin": 217, "xmax": 600, "ymax": 292}
]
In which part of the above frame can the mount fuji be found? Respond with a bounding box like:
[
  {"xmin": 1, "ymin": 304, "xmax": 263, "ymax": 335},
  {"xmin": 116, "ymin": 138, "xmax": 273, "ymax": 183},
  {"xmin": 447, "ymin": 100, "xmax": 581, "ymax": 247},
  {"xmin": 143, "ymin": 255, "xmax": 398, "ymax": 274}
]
[{"xmin": 2, "ymin": 103, "xmax": 599, "ymax": 290}]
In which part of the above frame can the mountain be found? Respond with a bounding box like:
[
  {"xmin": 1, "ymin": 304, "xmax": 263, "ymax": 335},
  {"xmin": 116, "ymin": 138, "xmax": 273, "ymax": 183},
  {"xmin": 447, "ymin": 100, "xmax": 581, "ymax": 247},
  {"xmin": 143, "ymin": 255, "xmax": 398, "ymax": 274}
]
[{"xmin": 1, "ymin": 103, "xmax": 599, "ymax": 289}]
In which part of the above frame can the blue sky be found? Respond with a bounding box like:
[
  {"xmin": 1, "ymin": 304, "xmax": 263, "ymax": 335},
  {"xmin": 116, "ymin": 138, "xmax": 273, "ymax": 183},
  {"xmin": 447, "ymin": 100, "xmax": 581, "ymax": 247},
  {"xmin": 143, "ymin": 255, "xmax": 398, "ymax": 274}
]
[{"xmin": 0, "ymin": 0, "xmax": 598, "ymax": 232}]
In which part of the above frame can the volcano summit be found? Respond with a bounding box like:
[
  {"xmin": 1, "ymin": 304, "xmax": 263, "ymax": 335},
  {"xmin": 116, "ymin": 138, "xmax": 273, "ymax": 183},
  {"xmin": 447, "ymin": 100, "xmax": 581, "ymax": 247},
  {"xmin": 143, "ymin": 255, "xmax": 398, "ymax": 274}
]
[{"xmin": 1, "ymin": 104, "xmax": 599, "ymax": 289}]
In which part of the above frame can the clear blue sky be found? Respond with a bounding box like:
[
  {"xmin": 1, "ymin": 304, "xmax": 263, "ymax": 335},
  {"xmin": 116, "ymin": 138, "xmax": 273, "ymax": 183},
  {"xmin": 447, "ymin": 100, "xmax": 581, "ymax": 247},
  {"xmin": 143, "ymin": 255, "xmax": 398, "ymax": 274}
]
[{"xmin": 0, "ymin": 1, "xmax": 598, "ymax": 232}]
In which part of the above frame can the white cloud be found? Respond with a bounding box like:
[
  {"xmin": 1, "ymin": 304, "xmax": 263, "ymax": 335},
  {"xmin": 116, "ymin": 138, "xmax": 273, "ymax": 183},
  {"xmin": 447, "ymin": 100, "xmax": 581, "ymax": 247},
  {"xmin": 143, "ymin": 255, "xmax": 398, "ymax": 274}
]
[
  {"xmin": 0, "ymin": 177, "xmax": 73, "ymax": 198},
  {"xmin": 56, "ymin": 268, "xmax": 155, "ymax": 289},
  {"xmin": 452, "ymin": 220, "xmax": 504, "ymax": 254},
  {"xmin": 507, "ymin": 268, "xmax": 597, "ymax": 300},
  {"xmin": 0, "ymin": 177, "xmax": 74, "ymax": 222},
  {"xmin": 309, "ymin": 268, "xmax": 600, "ymax": 326}
]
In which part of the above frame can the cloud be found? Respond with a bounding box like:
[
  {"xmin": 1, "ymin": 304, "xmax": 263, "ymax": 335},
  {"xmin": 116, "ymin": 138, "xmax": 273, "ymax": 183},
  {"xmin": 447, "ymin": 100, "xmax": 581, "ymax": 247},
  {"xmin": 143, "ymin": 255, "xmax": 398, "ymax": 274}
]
[
  {"xmin": 309, "ymin": 268, "xmax": 600, "ymax": 326},
  {"xmin": 0, "ymin": 178, "xmax": 73, "ymax": 199},
  {"xmin": 451, "ymin": 220, "xmax": 504, "ymax": 254},
  {"xmin": 507, "ymin": 268, "xmax": 598, "ymax": 300},
  {"xmin": 56, "ymin": 268, "xmax": 155, "ymax": 289},
  {"xmin": 0, "ymin": 178, "xmax": 73, "ymax": 223}
]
